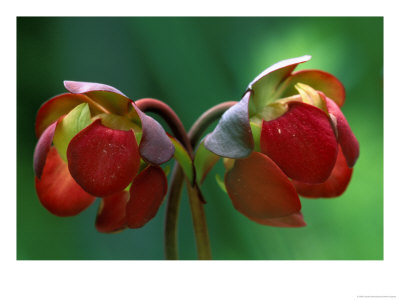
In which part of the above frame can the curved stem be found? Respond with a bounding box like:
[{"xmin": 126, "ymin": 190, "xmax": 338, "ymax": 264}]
[
  {"xmin": 188, "ymin": 101, "xmax": 237, "ymax": 146},
  {"xmin": 164, "ymin": 164, "xmax": 185, "ymax": 260},
  {"xmin": 137, "ymin": 98, "xmax": 236, "ymax": 260},
  {"xmin": 184, "ymin": 101, "xmax": 237, "ymax": 259},
  {"xmin": 186, "ymin": 180, "xmax": 211, "ymax": 259},
  {"xmin": 135, "ymin": 98, "xmax": 192, "ymax": 156},
  {"xmin": 135, "ymin": 98, "xmax": 191, "ymax": 260}
]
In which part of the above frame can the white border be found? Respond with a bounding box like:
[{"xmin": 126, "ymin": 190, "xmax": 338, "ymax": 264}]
[{"xmin": 3, "ymin": 1, "xmax": 399, "ymax": 300}]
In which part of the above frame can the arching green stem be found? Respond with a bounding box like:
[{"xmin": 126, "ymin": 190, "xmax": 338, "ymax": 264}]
[{"xmin": 136, "ymin": 98, "xmax": 236, "ymax": 260}]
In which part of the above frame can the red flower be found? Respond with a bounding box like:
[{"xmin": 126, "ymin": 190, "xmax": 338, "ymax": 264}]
[
  {"xmin": 33, "ymin": 81, "xmax": 173, "ymax": 232},
  {"xmin": 203, "ymin": 56, "xmax": 359, "ymax": 227}
]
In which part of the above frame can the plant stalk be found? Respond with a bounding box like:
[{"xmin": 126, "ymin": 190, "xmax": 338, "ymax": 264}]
[{"xmin": 137, "ymin": 98, "xmax": 236, "ymax": 260}]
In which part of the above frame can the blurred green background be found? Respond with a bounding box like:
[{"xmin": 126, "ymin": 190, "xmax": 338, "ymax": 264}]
[{"xmin": 17, "ymin": 17, "xmax": 383, "ymax": 260}]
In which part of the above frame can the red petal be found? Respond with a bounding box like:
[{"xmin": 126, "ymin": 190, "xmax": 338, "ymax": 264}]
[
  {"xmin": 35, "ymin": 93, "xmax": 91, "ymax": 138},
  {"xmin": 249, "ymin": 212, "xmax": 306, "ymax": 228},
  {"xmin": 33, "ymin": 121, "xmax": 57, "ymax": 178},
  {"xmin": 95, "ymin": 191, "xmax": 129, "ymax": 233},
  {"xmin": 35, "ymin": 147, "xmax": 95, "ymax": 217},
  {"xmin": 126, "ymin": 166, "xmax": 168, "ymax": 228},
  {"xmin": 67, "ymin": 119, "xmax": 140, "ymax": 197},
  {"xmin": 225, "ymin": 152, "xmax": 301, "ymax": 219},
  {"xmin": 325, "ymin": 97, "xmax": 359, "ymax": 167},
  {"xmin": 293, "ymin": 147, "xmax": 353, "ymax": 198},
  {"xmin": 283, "ymin": 70, "xmax": 346, "ymax": 107},
  {"xmin": 260, "ymin": 101, "xmax": 338, "ymax": 184}
]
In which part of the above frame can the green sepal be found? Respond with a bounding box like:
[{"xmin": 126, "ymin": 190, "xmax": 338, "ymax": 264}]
[
  {"xmin": 169, "ymin": 136, "xmax": 194, "ymax": 184},
  {"xmin": 53, "ymin": 103, "xmax": 92, "ymax": 162},
  {"xmin": 250, "ymin": 122, "xmax": 261, "ymax": 153},
  {"xmin": 194, "ymin": 141, "xmax": 220, "ymax": 185}
]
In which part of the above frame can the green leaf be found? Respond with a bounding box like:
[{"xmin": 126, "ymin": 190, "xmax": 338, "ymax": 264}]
[
  {"xmin": 194, "ymin": 141, "xmax": 220, "ymax": 185},
  {"xmin": 53, "ymin": 103, "xmax": 91, "ymax": 161},
  {"xmin": 169, "ymin": 136, "xmax": 194, "ymax": 184}
]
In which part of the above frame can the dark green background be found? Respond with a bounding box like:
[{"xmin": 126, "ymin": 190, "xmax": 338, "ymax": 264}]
[{"xmin": 17, "ymin": 17, "xmax": 383, "ymax": 260}]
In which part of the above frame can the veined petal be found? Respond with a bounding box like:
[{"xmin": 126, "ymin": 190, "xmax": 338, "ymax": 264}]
[
  {"xmin": 33, "ymin": 121, "xmax": 58, "ymax": 178},
  {"xmin": 35, "ymin": 93, "xmax": 100, "ymax": 138},
  {"xmin": 67, "ymin": 119, "xmax": 140, "ymax": 197},
  {"xmin": 248, "ymin": 55, "xmax": 311, "ymax": 113},
  {"xmin": 35, "ymin": 147, "xmax": 95, "ymax": 217},
  {"xmin": 126, "ymin": 166, "xmax": 168, "ymax": 228},
  {"xmin": 249, "ymin": 212, "xmax": 306, "ymax": 228},
  {"xmin": 293, "ymin": 146, "xmax": 353, "ymax": 198},
  {"xmin": 282, "ymin": 69, "xmax": 346, "ymax": 107},
  {"xmin": 225, "ymin": 152, "xmax": 301, "ymax": 219},
  {"xmin": 64, "ymin": 80, "xmax": 127, "ymax": 96},
  {"xmin": 65, "ymin": 80, "xmax": 140, "ymax": 118},
  {"xmin": 325, "ymin": 97, "xmax": 359, "ymax": 167},
  {"xmin": 95, "ymin": 191, "xmax": 129, "ymax": 233},
  {"xmin": 261, "ymin": 101, "xmax": 338, "ymax": 184},
  {"xmin": 205, "ymin": 92, "xmax": 253, "ymax": 158}
]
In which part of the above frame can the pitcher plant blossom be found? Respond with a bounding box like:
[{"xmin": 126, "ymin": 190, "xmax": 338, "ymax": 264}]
[
  {"xmin": 202, "ymin": 55, "xmax": 359, "ymax": 227},
  {"xmin": 33, "ymin": 81, "xmax": 174, "ymax": 233},
  {"xmin": 33, "ymin": 55, "xmax": 360, "ymax": 259}
]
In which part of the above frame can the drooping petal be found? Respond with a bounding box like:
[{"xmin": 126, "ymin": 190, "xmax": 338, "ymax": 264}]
[
  {"xmin": 249, "ymin": 212, "xmax": 306, "ymax": 228},
  {"xmin": 33, "ymin": 121, "xmax": 58, "ymax": 178},
  {"xmin": 325, "ymin": 97, "xmax": 359, "ymax": 167},
  {"xmin": 293, "ymin": 146, "xmax": 353, "ymax": 198},
  {"xmin": 248, "ymin": 55, "xmax": 311, "ymax": 113},
  {"xmin": 282, "ymin": 69, "xmax": 346, "ymax": 107},
  {"xmin": 35, "ymin": 93, "xmax": 99, "ymax": 138},
  {"xmin": 205, "ymin": 92, "xmax": 253, "ymax": 158},
  {"xmin": 133, "ymin": 104, "xmax": 175, "ymax": 165},
  {"xmin": 260, "ymin": 101, "xmax": 338, "ymax": 184},
  {"xmin": 126, "ymin": 166, "xmax": 168, "ymax": 228},
  {"xmin": 67, "ymin": 119, "xmax": 140, "ymax": 197},
  {"xmin": 64, "ymin": 81, "xmax": 138, "ymax": 117},
  {"xmin": 95, "ymin": 191, "xmax": 129, "ymax": 233},
  {"xmin": 35, "ymin": 147, "xmax": 95, "ymax": 217},
  {"xmin": 64, "ymin": 80, "xmax": 127, "ymax": 96},
  {"xmin": 225, "ymin": 152, "xmax": 301, "ymax": 219}
]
